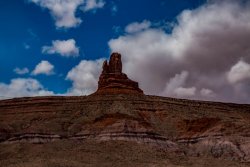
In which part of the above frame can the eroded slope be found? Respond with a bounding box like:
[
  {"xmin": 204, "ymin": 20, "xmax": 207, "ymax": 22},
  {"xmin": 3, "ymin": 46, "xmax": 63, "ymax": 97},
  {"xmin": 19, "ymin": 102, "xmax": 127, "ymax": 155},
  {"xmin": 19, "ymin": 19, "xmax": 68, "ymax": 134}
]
[{"xmin": 0, "ymin": 94, "xmax": 250, "ymax": 166}]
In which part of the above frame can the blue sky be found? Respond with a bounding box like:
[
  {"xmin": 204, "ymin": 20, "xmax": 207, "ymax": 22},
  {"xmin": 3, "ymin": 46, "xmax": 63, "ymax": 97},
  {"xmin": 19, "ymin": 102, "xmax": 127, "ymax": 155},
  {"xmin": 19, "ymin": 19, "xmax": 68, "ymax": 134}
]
[{"xmin": 1, "ymin": 0, "xmax": 250, "ymax": 103}]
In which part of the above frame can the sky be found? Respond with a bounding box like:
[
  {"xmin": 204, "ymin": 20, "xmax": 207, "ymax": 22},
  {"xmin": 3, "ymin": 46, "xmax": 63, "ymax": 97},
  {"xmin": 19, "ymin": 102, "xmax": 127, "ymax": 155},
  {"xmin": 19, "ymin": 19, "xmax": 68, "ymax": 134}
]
[{"xmin": 1, "ymin": 0, "xmax": 250, "ymax": 104}]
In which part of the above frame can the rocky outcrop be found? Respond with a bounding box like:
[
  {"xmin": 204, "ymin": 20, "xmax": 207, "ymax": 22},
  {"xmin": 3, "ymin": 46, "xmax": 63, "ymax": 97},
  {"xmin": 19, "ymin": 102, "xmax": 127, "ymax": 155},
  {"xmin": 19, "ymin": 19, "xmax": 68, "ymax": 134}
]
[
  {"xmin": 1, "ymin": 94, "xmax": 250, "ymax": 165},
  {"xmin": 94, "ymin": 53, "xmax": 143, "ymax": 94},
  {"xmin": 185, "ymin": 137, "xmax": 250, "ymax": 162}
]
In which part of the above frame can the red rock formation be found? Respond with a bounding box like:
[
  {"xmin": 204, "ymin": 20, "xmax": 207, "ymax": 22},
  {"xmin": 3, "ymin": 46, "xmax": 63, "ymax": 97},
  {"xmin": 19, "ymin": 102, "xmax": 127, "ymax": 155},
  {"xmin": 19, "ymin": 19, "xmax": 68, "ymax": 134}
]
[
  {"xmin": 1, "ymin": 95, "xmax": 250, "ymax": 164},
  {"xmin": 95, "ymin": 53, "xmax": 144, "ymax": 94}
]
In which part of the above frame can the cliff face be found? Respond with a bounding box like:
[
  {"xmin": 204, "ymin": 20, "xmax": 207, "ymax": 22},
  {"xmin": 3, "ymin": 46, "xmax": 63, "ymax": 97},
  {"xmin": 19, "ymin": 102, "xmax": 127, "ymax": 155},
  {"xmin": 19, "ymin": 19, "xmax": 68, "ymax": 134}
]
[
  {"xmin": 0, "ymin": 95, "xmax": 250, "ymax": 166},
  {"xmin": 0, "ymin": 53, "xmax": 250, "ymax": 166}
]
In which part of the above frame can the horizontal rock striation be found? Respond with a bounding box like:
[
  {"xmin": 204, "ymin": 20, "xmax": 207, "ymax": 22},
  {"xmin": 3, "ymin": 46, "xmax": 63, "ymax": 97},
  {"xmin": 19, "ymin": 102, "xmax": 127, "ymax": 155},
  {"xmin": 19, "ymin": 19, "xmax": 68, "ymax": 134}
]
[
  {"xmin": 2, "ymin": 132, "xmax": 178, "ymax": 151},
  {"xmin": 2, "ymin": 133, "xmax": 249, "ymax": 162},
  {"xmin": 1, "ymin": 94, "xmax": 250, "ymax": 164}
]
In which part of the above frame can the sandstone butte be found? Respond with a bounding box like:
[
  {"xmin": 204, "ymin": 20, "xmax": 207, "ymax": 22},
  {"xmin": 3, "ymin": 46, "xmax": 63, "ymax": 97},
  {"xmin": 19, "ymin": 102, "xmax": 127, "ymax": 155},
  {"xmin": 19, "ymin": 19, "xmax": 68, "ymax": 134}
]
[
  {"xmin": 94, "ymin": 52, "xmax": 143, "ymax": 95},
  {"xmin": 0, "ymin": 53, "xmax": 250, "ymax": 167}
]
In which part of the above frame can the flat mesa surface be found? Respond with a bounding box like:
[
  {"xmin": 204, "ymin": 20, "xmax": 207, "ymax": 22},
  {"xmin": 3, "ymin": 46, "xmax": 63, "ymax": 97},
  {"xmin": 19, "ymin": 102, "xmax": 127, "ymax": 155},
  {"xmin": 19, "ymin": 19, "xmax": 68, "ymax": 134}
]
[{"xmin": 0, "ymin": 94, "xmax": 250, "ymax": 167}]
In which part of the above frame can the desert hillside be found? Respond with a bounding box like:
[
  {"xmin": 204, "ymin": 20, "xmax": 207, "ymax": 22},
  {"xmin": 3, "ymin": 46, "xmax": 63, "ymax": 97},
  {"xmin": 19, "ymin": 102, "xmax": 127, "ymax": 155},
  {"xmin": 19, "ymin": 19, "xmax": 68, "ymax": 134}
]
[{"xmin": 0, "ymin": 94, "xmax": 250, "ymax": 167}]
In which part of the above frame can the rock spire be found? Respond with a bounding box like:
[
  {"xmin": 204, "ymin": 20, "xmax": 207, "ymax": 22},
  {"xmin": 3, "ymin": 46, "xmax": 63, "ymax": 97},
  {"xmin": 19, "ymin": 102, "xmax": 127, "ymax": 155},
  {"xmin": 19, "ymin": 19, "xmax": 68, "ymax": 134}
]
[{"xmin": 95, "ymin": 53, "xmax": 143, "ymax": 94}]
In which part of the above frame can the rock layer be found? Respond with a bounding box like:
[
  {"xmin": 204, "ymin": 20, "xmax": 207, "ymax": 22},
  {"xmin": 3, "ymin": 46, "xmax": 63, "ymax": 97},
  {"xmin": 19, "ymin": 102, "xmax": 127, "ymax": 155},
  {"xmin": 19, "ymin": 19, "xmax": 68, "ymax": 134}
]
[
  {"xmin": 1, "ymin": 95, "xmax": 250, "ymax": 165},
  {"xmin": 95, "ymin": 53, "xmax": 143, "ymax": 95}
]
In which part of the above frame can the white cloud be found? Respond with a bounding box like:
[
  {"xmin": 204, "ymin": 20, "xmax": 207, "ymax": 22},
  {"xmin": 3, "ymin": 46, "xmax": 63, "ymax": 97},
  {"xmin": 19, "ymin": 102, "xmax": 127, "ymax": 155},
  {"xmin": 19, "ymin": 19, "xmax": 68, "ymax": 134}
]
[
  {"xmin": 227, "ymin": 60, "xmax": 250, "ymax": 84},
  {"xmin": 30, "ymin": 0, "xmax": 83, "ymax": 28},
  {"xmin": 66, "ymin": 58, "xmax": 104, "ymax": 95},
  {"xmin": 82, "ymin": 0, "xmax": 105, "ymax": 12},
  {"xmin": 0, "ymin": 78, "xmax": 54, "ymax": 99},
  {"xmin": 32, "ymin": 60, "xmax": 55, "ymax": 76},
  {"xmin": 174, "ymin": 87, "xmax": 196, "ymax": 97},
  {"xmin": 14, "ymin": 67, "xmax": 29, "ymax": 75},
  {"xmin": 162, "ymin": 71, "xmax": 189, "ymax": 95},
  {"xmin": 200, "ymin": 88, "xmax": 215, "ymax": 97},
  {"xmin": 29, "ymin": 0, "xmax": 105, "ymax": 29},
  {"xmin": 109, "ymin": 1, "xmax": 250, "ymax": 103},
  {"xmin": 161, "ymin": 71, "xmax": 196, "ymax": 98},
  {"xmin": 125, "ymin": 20, "xmax": 151, "ymax": 33},
  {"xmin": 42, "ymin": 39, "xmax": 79, "ymax": 57}
]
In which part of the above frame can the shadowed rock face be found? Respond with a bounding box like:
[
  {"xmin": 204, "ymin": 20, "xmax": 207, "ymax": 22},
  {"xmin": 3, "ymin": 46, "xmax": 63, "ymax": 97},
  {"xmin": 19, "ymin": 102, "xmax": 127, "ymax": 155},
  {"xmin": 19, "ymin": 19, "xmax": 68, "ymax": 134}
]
[{"xmin": 95, "ymin": 53, "xmax": 144, "ymax": 95}]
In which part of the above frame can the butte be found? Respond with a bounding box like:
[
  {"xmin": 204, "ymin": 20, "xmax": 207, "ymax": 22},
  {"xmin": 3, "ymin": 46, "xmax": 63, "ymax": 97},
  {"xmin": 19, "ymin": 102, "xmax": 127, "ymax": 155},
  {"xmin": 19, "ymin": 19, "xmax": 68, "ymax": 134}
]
[{"xmin": 94, "ymin": 52, "xmax": 144, "ymax": 95}]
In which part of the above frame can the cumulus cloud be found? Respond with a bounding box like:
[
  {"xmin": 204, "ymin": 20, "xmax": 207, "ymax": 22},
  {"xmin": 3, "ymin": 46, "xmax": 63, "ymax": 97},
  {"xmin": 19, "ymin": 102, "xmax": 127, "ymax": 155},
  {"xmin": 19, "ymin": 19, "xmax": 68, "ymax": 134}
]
[
  {"xmin": 200, "ymin": 88, "xmax": 215, "ymax": 98},
  {"xmin": 14, "ymin": 67, "xmax": 29, "ymax": 75},
  {"xmin": 227, "ymin": 60, "xmax": 250, "ymax": 84},
  {"xmin": 66, "ymin": 59, "xmax": 104, "ymax": 95},
  {"xmin": 0, "ymin": 78, "xmax": 54, "ymax": 99},
  {"xmin": 161, "ymin": 71, "xmax": 189, "ymax": 95},
  {"xmin": 42, "ymin": 39, "xmax": 79, "ymax": 57},
  {"xmin": 125, "ymin": 20, "xmax": 151, "ymax": 33},
  {"xmin": 29, "ymin": 0, "xmax": 83, "ymax": 28},
  {"xmin": 174, "ymin": 87, "xmax": 196, "ymax": 97},
  {"xmin": 161, "ymin": 71, "xmax": 196, "ymax": 98},
  {"xmin": 29, "ymin": 0, "xmax": 105, "ymax": 29},
  {"xmin": 32, "ymin": 60, "xmax": 54, "ymax": 75},
  {"xmin": 109, "ymin": 0, "xmax": 250, "ymax": 103},
  {"xmin": 82, "ymin": 0, "xmax": 105, "ymax": 12}
]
